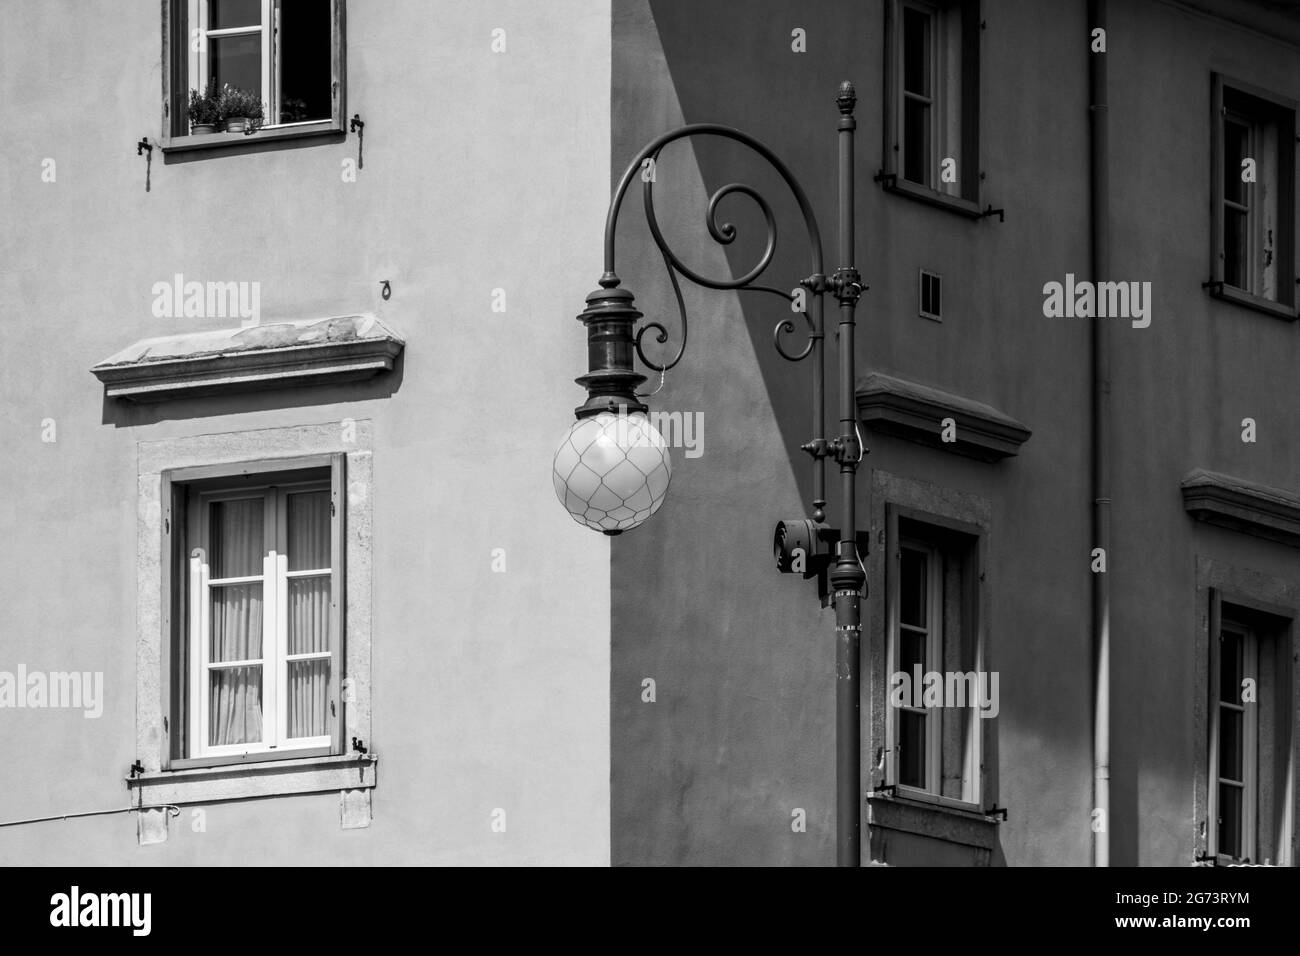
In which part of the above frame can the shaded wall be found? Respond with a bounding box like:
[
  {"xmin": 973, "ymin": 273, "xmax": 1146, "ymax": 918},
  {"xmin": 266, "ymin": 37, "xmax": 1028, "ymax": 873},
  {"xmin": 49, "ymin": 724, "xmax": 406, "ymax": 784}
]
[
  {"xmin": 1106, "ymin": 0, "xmax": 1300, "ymax": 866},
  {"xmin": 608, "ymin": 0, "xmax": 1248, "ymax": 868}
]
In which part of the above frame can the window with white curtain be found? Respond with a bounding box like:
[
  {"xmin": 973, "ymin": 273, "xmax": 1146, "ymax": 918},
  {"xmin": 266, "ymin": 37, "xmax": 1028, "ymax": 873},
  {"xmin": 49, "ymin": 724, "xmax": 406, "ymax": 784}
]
[{"xmin": 181, "ymin": 467, "xmax": 342, "ymax": 760}]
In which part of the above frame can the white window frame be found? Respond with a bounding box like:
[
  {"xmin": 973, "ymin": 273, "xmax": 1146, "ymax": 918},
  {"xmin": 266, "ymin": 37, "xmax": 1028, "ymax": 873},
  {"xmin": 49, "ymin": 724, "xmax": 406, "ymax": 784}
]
[
  {"xmin": 189, "ymin": 0, "xmax": 273, "ymax": 118},
  {"xmin": 898, "ymin": 0, "xmax": 963, "ymax": 197},
  {"xmin": 1221, "ymin": 110, "xmax": 1280, "ymax": 302},
  {"xmin": 1208, "ymin": 619, "xmax": 1259, "ymax": 863},
  {"xmin": 898, "ymin": 0, "xmax": 936, "ymax": 190},
  {"xmin": 890, "ymin": 538, "xmax": 944, "ymax": 795},
  {"xmin": 188, "ymin": 477, "xmax": 335, "ymax": 759},
  {"xmin": 884, "ymin": 512, "xmax": 986, "ymax": 811}
]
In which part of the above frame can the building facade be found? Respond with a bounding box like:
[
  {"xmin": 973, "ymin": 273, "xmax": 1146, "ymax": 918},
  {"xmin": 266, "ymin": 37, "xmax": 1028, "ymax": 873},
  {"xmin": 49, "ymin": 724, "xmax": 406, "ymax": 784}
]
[
  {"xmin": 608, "ymin": 0, "xmax": 1300, "ymax": 866},
  {"xmin": 1, "ymin": 0, "xmax": 1298, "ymax": 867},
  {"xmin": 1, "ymin": 0, "xmax": 614, "ymax": 866}
]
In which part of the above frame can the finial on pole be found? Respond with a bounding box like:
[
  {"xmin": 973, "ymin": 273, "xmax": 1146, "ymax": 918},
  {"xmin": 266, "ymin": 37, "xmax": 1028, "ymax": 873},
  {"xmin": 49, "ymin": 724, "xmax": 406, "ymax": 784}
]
[{"xmin": 835, "ymin": 81, "xmax": 857, "ymax": 116}]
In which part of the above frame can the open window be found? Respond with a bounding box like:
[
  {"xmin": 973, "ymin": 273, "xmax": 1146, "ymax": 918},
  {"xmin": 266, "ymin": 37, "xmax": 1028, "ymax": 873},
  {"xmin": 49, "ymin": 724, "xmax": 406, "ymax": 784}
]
[
  {"xmin": 881, "ymin": 0, "xmax": 981, "ymax": 216},
  {"xmin": 1208, "ymin": 75, "xmax": 1297, "ymax": 319},
  {"xmin": 163, "ymin": 0, "xmax": 346, "ymax": 150},
  {"xmin": 1206, "ymin": 590, "xmax": 1295, "ymax": 865},
  {"xmin": 884, "ymin": 509, "xmax": 988, "ymax": 809}
]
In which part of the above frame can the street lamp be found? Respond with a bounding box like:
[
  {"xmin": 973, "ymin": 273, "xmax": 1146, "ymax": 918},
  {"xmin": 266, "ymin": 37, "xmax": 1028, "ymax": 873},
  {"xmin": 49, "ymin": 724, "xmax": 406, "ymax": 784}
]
[{"xmin": 553, "ymin": 81, "xmax": 868, "ymax": 866}]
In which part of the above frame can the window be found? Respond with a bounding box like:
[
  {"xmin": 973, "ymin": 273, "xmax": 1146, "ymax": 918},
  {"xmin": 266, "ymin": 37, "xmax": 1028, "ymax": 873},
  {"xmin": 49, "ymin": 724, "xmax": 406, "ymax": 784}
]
[
  {"xmin": 1206, "ymin": 593, "xmax": 1294, "ymax": 865},
  {"xmin": 166, "ymin": 458, "xmax": 346, "ymax": 766},
  {"xmin": 1209, "ymin": 75, "xmax": 1296, "ymax": 318},
  {"xmin": 882, "ymin": 0, "xmax": 981, "ymax": 215},
  {"xmin": 187, "ymin": 474, "xmax": 339, "ymax": 758},
  {"xmin": 163, "ymin": 0, "xmax": 346, "ymax": 148},
  {"xmin": 131, "ymin": 427, "xmax": 375, "ymax": 843},
  {"xmin": 885, "ymin": 513, "xmax": 986, "ymax": 807},
  {"xmin": 919, "ymin": 269, "xmax": 942, "ymax": 320}
]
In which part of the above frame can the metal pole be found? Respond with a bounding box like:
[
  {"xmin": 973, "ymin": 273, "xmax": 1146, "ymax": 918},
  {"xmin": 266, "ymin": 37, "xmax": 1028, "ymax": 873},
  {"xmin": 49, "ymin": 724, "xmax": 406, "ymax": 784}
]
[{"xmin": 830, "ymin": 81, "xmax": 866, "ymax": 868}]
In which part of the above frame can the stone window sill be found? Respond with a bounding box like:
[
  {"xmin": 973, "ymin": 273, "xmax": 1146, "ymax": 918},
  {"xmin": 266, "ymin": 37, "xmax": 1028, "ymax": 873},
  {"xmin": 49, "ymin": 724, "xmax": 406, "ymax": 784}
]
[
  {"xmin": 867, "ymin": 791, "xmax": 1001, "ymax": 851},
  {"xmin": 1205, "ymin": 282, "xmax": 1297, "ymax": 321},
  {"xmin": 126, "ymin": 752, "xmax": 377, "ymax": 806},
  {"xmin": 880, "ymin": 177, "xmax": 985, "ymax": 219},
  {"xmin": 161, "ymin": 121, "xmax": 344, "ymax": 154}
]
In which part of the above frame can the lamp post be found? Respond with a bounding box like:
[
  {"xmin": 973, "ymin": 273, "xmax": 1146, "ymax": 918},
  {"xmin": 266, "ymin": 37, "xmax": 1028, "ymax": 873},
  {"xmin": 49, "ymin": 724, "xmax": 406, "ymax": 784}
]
[{"xmin": 552, "ymin": 81, "xmax": 867, "ymax": 867}]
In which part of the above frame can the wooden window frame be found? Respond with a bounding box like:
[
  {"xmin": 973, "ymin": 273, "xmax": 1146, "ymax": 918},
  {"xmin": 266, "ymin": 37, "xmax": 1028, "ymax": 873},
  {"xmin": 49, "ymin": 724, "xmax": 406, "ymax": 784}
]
[{"xmin": 161, "ymin": 0, "xmax": 347, "ymax": 153}]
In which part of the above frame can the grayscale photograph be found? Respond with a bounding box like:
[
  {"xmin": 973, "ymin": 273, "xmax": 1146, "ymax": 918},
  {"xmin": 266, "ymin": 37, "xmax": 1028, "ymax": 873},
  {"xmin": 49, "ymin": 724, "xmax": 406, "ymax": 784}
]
[{"xmin": 0, "ymin": 0, "xmax": 1296, "ymax": 928}]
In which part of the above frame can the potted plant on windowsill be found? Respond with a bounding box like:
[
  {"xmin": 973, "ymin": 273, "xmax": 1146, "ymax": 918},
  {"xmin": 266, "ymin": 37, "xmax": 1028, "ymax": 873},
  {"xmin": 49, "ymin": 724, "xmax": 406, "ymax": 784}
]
[
  {"xmin": 187, "ymin": 82, "xmax": 222, "ymax": 135},
  {"xmin": 219, "ymin": 85, "xmax": 265, "ymax": 135}
]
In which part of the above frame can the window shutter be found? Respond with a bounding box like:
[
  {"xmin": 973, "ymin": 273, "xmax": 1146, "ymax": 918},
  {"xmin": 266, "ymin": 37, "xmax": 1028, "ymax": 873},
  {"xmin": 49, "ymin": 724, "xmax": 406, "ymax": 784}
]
[
  {"xmin": 882, "ymin": 0, "xmax": 900, "ymax": 183},
  {"xmin": 1211, "ymin": 75, "xmax": 1226, "ymax": 287},
  {"xmin": 330, "ymin": 0, "xmax": 346, "ymax": 129},
  {"xmin": 884, "ymin": 504, "xmax": 901, "ymax": 787}
]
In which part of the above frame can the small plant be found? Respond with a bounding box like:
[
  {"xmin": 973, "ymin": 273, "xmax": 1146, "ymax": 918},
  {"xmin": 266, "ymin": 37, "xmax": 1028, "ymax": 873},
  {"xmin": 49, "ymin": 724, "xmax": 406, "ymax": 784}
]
[
  {"xmin": 187, "ymin": 81, "xmax": 222, "ymax": 128},
  {"xmin": 219, "ymin": 84, "xmax": 265, "ymax": 123}
]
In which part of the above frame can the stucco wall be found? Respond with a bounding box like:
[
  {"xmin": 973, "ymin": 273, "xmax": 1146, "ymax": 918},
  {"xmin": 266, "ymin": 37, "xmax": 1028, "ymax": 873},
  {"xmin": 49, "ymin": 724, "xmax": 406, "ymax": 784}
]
[
  {"xmin": 609, "ymin": 0, "xmax": 1298, "ymax": 866},
  {"xmin": 1106, "ymin": 0, "xmax": 1300, "ymax": 867},
  {"xmin": 0, "ymin": 1, "xmax": 612, "ymax": 865}
]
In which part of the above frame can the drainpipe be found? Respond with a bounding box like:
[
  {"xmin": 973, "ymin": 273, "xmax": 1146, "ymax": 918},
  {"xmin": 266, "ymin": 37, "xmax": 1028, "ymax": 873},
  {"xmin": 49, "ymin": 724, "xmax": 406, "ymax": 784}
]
[{"xmin": 1087, "ymin": 0, "xmax": 1111, "ymax": 868}]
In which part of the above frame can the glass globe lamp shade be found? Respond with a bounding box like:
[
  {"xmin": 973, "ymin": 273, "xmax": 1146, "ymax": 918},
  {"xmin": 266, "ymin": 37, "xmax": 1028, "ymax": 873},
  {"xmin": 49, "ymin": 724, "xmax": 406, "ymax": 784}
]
[{"xmin": 552, "ymin": 411, "xmax": 672, "ymax": 534}]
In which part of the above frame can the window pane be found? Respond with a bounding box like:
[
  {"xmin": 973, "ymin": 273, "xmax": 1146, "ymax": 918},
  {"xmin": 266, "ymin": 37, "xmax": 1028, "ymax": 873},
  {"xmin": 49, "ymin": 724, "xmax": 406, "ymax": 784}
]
[
  {"xmin": 211, "ymin": 583, "xmax": 263, "ymax": 662},
  {"xmin": 279, "ymin": 0, "xmax": 334, "ymax": 123},
  {"xmin": 1220, "ymin": 631, "xmax": 1241, "ymax": 702},
  {"xmin": 899, "ymin": 710, "xmax": 927, "ymax": 789},
  {"xmin": 287, "ymin": 659, "xmax": 330, "ymax": 738},
  {"xmin": 1223, "ymin": 120, "xmax": 1247, "ymax": 206},
  {"xmin": 210, "ymin": 498, "xmax": 263, "ymax": 577},
  {"xmin": 903, "ymin": 7, "xmax": 930, "ymax": 96},
  {"xmin": 1219, "ymin": 706, "xmax": 1243, "ymax": 781},
  {"xmin": 900, "ymin": 629, "xmax": 926, "ymax": 675},
  {"xmin": 210, "ymin": 665, "xmax": 262, "ymax": 746},
  {"xmin": 287, "ymin": 490, "xmax": 331, "ymax": 571},
  {"xmin": 1224, "ymin": 208, "xmax": 1247, "ymax": 290},
  {"xmin": 903, "ymin": 98, "xmax": 929, "ymax": 185},
  {"xmin": 211, "ymin": 33, "xmax": 262, "ymax": 99},
  {"xmin": 288, "ymin": 576, "xmax": 330, "ymax": 655},
  {"xmin": 900, "ymin": 547, "xmax": 927, "ymax": 628},
  {"xmin": 210, "ymin": 0, "xmax": 261, "ymax": 29},
  {"xmin": 1217, "ymin": 782, "xmax": 1242, "ymax": 858}
]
